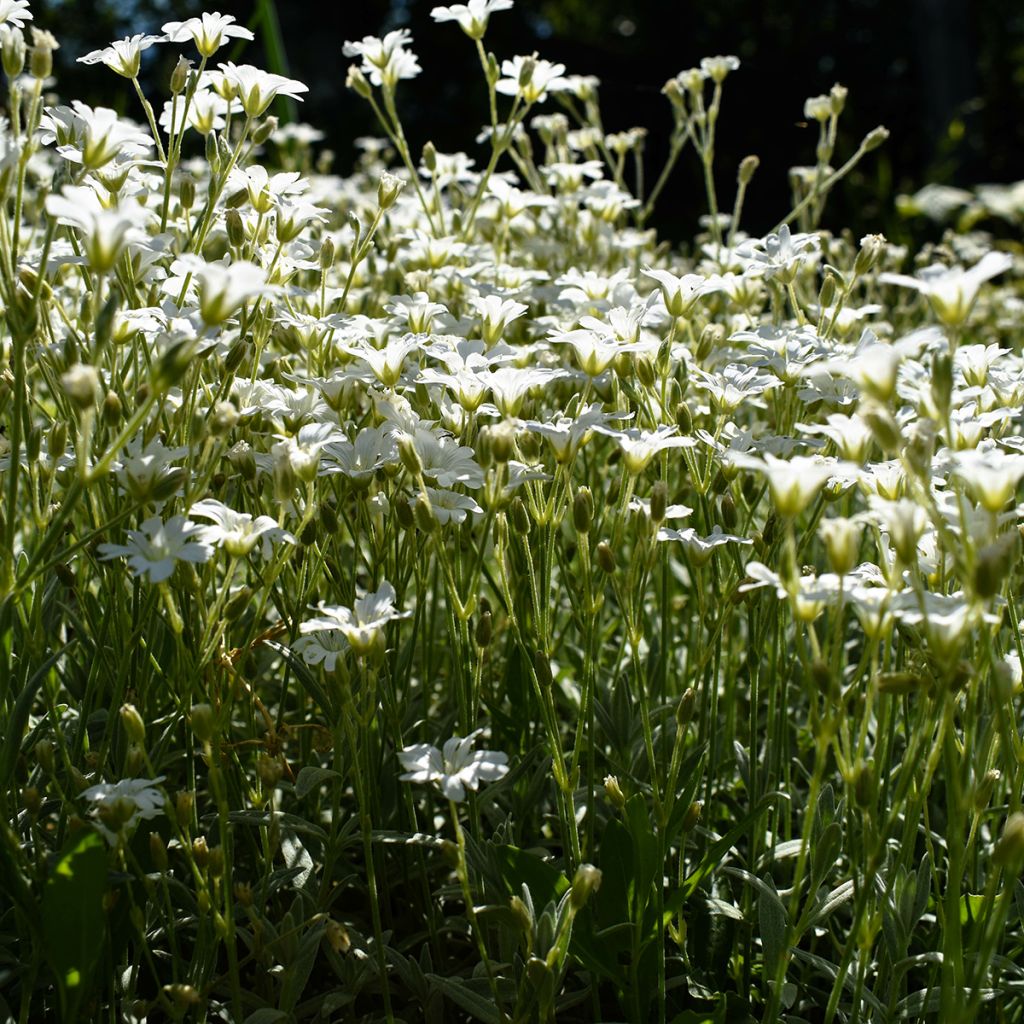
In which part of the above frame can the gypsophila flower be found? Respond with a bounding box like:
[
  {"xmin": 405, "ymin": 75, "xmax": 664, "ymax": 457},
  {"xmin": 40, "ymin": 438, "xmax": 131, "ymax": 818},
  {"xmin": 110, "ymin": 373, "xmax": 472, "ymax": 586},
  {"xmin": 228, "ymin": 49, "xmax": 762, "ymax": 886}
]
[
  {"xmin": 81, "ymin": 776, "xmax": 166, "ymax": 844},
  {"xmin": 162, "ymin": 12, "xmax": 253, "ymax": 58},
  {"xmin": 189, "ymin": 499, "xmax": 295, "ymax": 558},
  {"xmin": 78, "ymin": 34, "xmax": 164, "ymax": 78},
  {"xmin": 398, "ymin": 730, "xmax": 509, "ymax": 801},
  {"xmin": 299, "ymin": 581, "xmax": 409, "ymax": 657},
  {"xmin": 98, "ymin": 516, "xmax": 214, "ymax": 583},
  {"xmin": 0, "ymin": 0, "xmax": 31, "ymax": 32},
  {"xmin": 430, "ymin": 0, "xmax": 513, "ymax": 39}
]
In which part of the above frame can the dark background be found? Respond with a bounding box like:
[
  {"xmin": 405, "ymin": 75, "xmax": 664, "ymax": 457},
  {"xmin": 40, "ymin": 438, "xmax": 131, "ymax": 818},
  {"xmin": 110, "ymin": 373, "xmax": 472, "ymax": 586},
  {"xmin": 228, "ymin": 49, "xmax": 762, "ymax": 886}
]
[{"xmin": 35, "ymin": 0, "xmax": 1024, "ymax": 241}]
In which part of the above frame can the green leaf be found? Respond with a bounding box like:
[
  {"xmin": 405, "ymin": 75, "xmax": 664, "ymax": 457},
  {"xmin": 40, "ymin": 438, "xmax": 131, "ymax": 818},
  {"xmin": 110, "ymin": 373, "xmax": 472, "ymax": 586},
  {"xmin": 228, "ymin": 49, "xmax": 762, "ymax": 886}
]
[
  {"xmin": 243, "ymin": 1010, "xmax": 290, "ymax": 1024},
  {"xmin": 42, "ymin": 830, "xmax": 108, "ymax": 1021},
  {"xmin": 757, "ymin": 880, "xmax": 788, "ymax": 978},
  {"xmin": 682, "ymin": 794, "xmax": 776, "ymax": 897},
  {"xmin": 294, "ymin": 765, "xmax": 340, "ymax": 800},
  {"xmin": 427, "ymin": 974, "xmax": 502, "ymax": 1024}
]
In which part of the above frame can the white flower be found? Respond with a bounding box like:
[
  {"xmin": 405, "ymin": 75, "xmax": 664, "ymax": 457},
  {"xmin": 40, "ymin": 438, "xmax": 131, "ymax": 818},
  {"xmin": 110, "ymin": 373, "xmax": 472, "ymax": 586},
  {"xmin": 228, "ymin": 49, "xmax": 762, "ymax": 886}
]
[
  {"xmin": 658, "ymin": 525, "xmax": 752, "ymax": 566},
  {"xmin": 162, "ymin": 13, "xmax": 254, "ymax": 58},
  {"xmin": 431, "ymin": 0, "xmax": 513, "ymax": 38},
  {"xmin": 642, "ymin": 266, "xmax": 715, "ymax": 318},
  {"xmin": 46, "ymin": 185, "xmax": 150, "ymax": 273},
  {"xmin": 879, "ymin": 251, "xmax": 1013, "ymax": 327},
  {"xmin": 189, "ymin": 498, "xmax": 294, "ymax": 558},
  {"xmin": 471, "ymin": 294, "xmax": 528, "ymax": 346},
  {"xmin": 81, "ymin": 776, "xmax": 166, "ymax": 844},
  {"xmin": 159, "ymin": 86, "xmax": 227, "ymax": 136},
  {"xmin": 0, "ymin": 0, "xmax": 31, "ymax": 32},
  {"xmin": 167, "ymin": 255, "xmax": 269, "ymax": 326},
  {"xmin": 216, "ymin": 62, "xmax": 308, "ymax": 118},
  {"xmin": 398, "ymin": 730, "xmax": 509, "ymax": 801},
  {"xmin": 738, "ymin": 224, "xmax": 821, "ymax": 282},
  {"xmin": 78, "ymin": 33, "xmax": 164, "ymax": 78},
  {"xmin": 496, "ymin": 55, "xmax": 567, "ymax": 103},
  {"xmin": 594, "ymin": 424, "xmax": 696, "ymax": 475},
  {"xmin": 39, "ymin": 101, "xmax": 152, "ymax": 170},
  {"xmin": 738, "ymin": 453, "xmax": 848, "ymax": 518},
  {"xmin": 421, "ymin": 486, "xmax": 484, "ymax": 525},
  {"xmin": 300, "ymin": 581, "xmax": 409, "ymax": 656},
  {"xmin": 343, "ymin": 29, "xmax": 421, "ymax": 89},
  {"xmin": 98, "ymin": 516, "xmax": 214, "ymax": 583},
  {"xmin": 952, "ymin": 445, "xmax": 1024, "ymax": 513}
]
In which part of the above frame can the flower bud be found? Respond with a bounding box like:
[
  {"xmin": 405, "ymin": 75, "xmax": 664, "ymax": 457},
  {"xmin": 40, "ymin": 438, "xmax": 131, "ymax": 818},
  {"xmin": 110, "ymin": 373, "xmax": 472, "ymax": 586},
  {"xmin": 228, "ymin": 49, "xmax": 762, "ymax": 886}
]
[
  {"xmin": 252, "ymin": 116, "xmax": 278, "ymax": 146},
  {"xmin": 854, "ymin": 759, "xmax": 876, "ymax": 808},
  {"xmin": 150, "ymin": 833, "xmax": 168, "ymax": 873},
  {"xmin": 421, "ymin": 141, "xmax": 437, "ymax": 173},
  {"xmin": 62, "ymin": 364, "xmax": 100, "ymax": 411},
  {"xmin": 170, "ymin": 55, "xmax": 191, "ymax": 95},
  {"xmin": 993, "ymin": 813, "xmax": 1024, "ymax": 873},
  {"xmin": 974, "ymin": 769, "xmax": 1001, "ymax": 813},
  {"xmin": 319, "ymin": 236, "xmax": 335, "ymax": 271},
  {"xmin": 120, "ymin": 703, "xmax": 146, "ymax": 745},
  {"xmin": 573, "ymin": 487, "xmax": 594, "ymax": 534},
  {"xmin": 651, "ymin": 481, "xmax": 668, "ymax": 524},
  {"xmin": 862, "ymin": 125, "xmax": 889, "ymax": 152},
  {"xmin": 855, "ymin": 233, "xmax": 886, "ymax": 276},
  {"xmin": 414, "ymin": 493, "xmax": 437, "ymax": 533},
  {"xmin": 377, "ymin": 171, "xmax": 406, "ymax": 210},
  {"xmin": 474, "ymin": 609, "xmax": 492, "ymax": 648},
  {"xmin": 569, "ymin": 864, "xmax": 602, "ymax": 909},
  {"xmin": 225, "ymin": 208, "xmax": 245, "ymax": 249},
  {"xmin": 596, "ymin": 540, "xmax": 615, "ymax": 574},
  {"xmin": 682, "ymin": 801, "xmax": 702, "ymax": 831},
  {"xmin": 346, "ymin": 64, "xmax": 372, "ymax": 98},
  {"xmin": 509, "ymin": 496, "xmax": 531, "ymax": 535},
  {"xmin": 2, "ymin": 28, "xmax": 26, "ymax": 79},
  {"xmin": 603, "ymin": 774, "xmax": 625, "ymax": 810},
  {"xmin": 190, "ymin": 703, "xmax": 216, "ymax": 743},
  {"xmin": 737, "ymin": 154, "xmax": 759, "ymax": 185},
  {"xmin": 676, "ymin": 688, "xmax": 696, "ymax": 729}
]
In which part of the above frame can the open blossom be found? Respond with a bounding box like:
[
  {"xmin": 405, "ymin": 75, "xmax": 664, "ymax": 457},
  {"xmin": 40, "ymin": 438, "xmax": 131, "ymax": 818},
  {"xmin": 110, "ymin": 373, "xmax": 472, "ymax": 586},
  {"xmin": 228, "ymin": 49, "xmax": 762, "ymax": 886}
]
[
  {"xmin": 46, "ymin": 185, "xmax": 151, "ymax": 273},
  {"xmin": 217, "ymin": 62, "xmax": 308, "ymax": 118},
  {"xmin": 189, "ymin": 499, "xmax": 294, "ymax": 558},
  {"xmin": 39, "ymin": 101, "xmax": 152, "ymax": 169},
  {"xmin": 430, "ymin": 0, "xmax": 513, "ymax": 38},
  {"xmin": 496, "ymin": 55, "xmax": 567, "ymax": 103},
  {"xmin": 737, "ymin": 453, "xmax": 850, "ymax": 518},
  {"xmin": 879, "ymin": 251, "xmax": 1013, "ymax": 327},
  {"xmin": 344, "ymin": 29, "xmax": 421, "ymax": 89},
  {"xmin": 81, "ymin": 777, "xmax": 166, "ymax": 844},
  {"xmin": 98, "ymin": 516, "xmax": 214, "ymax": 583},
  {"xmin": 0, "ymin": 0, "xmax": 31, "ymax": 32},
  {"xmin": 162, "ymin": 12, "xmax": 253, "ymax": 58},
  {"xmin": 78, "ymin": 33, "xmax": 164, "ymax": 78},
  {"xmin": 299, "ymin": 581, "xmax": 410, "ymax": 657},
  {"xmin": 398, "ymin": 730, "xmax": 509, "ymax": 801}
]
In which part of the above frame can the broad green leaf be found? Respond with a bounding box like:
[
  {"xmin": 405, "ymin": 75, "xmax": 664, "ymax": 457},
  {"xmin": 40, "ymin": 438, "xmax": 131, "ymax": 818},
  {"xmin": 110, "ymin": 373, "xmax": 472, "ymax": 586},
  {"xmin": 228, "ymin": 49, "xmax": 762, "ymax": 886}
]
[
  {"xmin": 42, "ymin": 830, "xmax": 108, "ymax": 1021},
  {"xmin": 294, "ymin": 765, "xmax": 340, "ymax": 800}
]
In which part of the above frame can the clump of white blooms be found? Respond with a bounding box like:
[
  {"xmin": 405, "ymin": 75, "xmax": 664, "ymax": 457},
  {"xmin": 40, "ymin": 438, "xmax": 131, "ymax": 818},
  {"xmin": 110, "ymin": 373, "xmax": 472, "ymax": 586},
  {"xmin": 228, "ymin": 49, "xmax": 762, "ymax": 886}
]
[{"xmin": 3, "ymin": 3, "xmax": 1023, "ymax": 1019}]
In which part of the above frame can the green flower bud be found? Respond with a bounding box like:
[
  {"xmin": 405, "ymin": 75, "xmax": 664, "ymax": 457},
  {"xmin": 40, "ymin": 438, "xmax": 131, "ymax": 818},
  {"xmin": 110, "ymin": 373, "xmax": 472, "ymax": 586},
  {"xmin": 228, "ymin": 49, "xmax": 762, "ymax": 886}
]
[
  {"xmin": 738, "ymin": 154, "xmax": 759, "ymax": 185},
  {"xmin": 573, "ymin": 487, "xmax": 594, "ymax": 534},
  {"xmin": 569, "ymin": 863, "xmax": 602, "ymax": 909}
]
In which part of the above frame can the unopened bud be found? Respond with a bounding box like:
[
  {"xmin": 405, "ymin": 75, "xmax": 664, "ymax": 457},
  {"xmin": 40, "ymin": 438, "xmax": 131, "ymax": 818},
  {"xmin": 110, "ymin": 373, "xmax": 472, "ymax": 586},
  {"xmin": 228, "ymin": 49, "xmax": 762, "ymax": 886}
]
[
  {"xmin": 120, "ymin": 703, "xmax": 146, "ymax": 745},
  {"xmin": 738, "ymin": 154, "xmax": 759, "ymax": 185},
  {"xmin": 190, "ymin": 703, "xmax": 216, "ymax": 743},
  {"xmin": 862, "ymin": 125, "xmax": 889, "ymax": 152},
  {"xmin": 569, "ymin": 863, "xmax": 602, "ymax": 909},
  {"xmin": 170, "ymin": 56, "xmax": 191, "ymax": 95},
  {"xmin": 573, "ymin": 487, "xmax": 594, "ymax": 534}
]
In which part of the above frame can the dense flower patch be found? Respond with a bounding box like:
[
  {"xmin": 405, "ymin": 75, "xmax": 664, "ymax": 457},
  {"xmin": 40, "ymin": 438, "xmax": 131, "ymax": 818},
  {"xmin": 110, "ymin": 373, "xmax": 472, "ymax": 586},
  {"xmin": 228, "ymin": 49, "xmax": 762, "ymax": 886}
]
[{"xmin": 1, "ymin": 3, "xmax": 1023, "ymax": 1022}]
